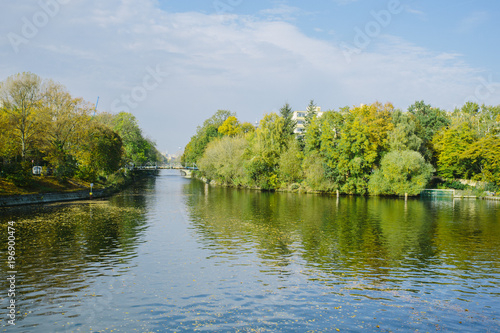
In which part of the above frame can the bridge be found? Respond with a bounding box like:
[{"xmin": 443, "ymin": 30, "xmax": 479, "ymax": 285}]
[{"xmin": 129, "ymin": 164, "xmax": 198, "ymax": 178}]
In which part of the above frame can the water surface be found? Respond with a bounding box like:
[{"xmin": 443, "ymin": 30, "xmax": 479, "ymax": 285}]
[{"xmin": 1, "ymin": 170, "xmax": 499, "ymax": 332}]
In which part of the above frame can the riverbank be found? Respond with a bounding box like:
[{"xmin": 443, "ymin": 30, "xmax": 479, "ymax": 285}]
[
  {"xmin": 0, "ymin": 169, "xmax": 158, "ymax": 207},
  {"xmin": 194, "ymin": 171, "xmax": 500, "ymax": 201}
]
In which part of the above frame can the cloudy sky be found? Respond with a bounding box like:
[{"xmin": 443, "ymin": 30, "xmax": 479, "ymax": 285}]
[{"xmin": 1, "ymin": 0, "xmax": 499, "ymax": 154}]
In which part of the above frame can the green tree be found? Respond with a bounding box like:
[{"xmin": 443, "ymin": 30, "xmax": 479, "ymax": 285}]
[
  {"xmin": 245, "ymin": 113, "xmax": 287, "ymax": 189},
  {"xmin": 304, "ymin": 99, "xmax": 317, "ymax": 127},
  {"xmin": 198, "ymin": 136, "xmax": 248, "ymax": 185},
  {"xmin": 182, "ymin": 110, "xmax": 234, "ymax": 165},
  {"xmin": 302, "ymin": 151, "xmax": 334, "ymax": 191},
  {"xmin": 408, "ymin": 100, "xmax": 449, "ymax": 163},
  {"xmin": 277, "ymin": 137, "xmax": 303, "ymax": 185},
  {"xmin": 75, "ymin": 123, "xmax": 123, "ymax": 181},
  {"xmin": 279, "ymin": 102, "xmax": 296, "ymax": 136},
  {"xmin": 239, "ymin": 122, "xmax": 256, "ymax": 134},
  {"xmin": 387, "ymin": 109, "xmax": 422, "ymax": 152},
  {"xmin": 111, "ymin": 112, "xmax": 159, "ymax": 167},
  {"xmin": 368, "ymin": 150, "xmax": 434, "ymax": 196},
  {"xmin": 324, "ymin": 103, "xmax": 393, "ymax": 194},
  {"xmin": 460, "ymin": 134, "xmax": 500, "ymax": 185},
  {"xmin": 432, "ymin": 121, "xmax": 477, "ymax": 179}
]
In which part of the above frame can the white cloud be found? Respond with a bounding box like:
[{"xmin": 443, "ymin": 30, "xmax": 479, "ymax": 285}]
[{"xmin": 0, "ymin": 0, "xmax": 493, "ymax": 153}]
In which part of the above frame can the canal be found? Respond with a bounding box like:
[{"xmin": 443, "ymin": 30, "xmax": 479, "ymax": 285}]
[{"xmin": 1, "ymin": 170, "xmax": 499, "ymax": 332}]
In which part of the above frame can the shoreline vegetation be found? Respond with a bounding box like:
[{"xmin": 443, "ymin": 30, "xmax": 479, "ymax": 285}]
[
  {"xmin": 0, "ymin": 72, "xmax": 164, "ymax": 201},
  {"xmin": 182, "ymin": 101, "xmax": 500, "ymax": 198}
]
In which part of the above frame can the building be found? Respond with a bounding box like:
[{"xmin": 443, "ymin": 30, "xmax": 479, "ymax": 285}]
[{"xmin": 291, "ymin": 106, "xmax": 323, "ymax": 135}]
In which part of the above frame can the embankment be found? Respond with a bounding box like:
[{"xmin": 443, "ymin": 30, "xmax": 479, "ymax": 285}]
[{"xmin": 0, "ymin": 170, "xmax": 158, "ymax": 207}]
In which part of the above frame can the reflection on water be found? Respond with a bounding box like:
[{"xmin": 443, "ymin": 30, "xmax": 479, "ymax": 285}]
[{"xmin": 1, "ymin": 171, "xmax": 499, "ymax": 332}]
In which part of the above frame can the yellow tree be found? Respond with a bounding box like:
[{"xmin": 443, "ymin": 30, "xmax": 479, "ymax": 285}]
[
  {"xmin": 42, "ymin": 80, "xmax": 90, "ymax": 178},
  {"xmin": 0, "ymin": 72, "xmax": 45, "ymax": 162},
  {"xmin": 218, "ymin": 116, "xmax": 241, "ymax": 136}
]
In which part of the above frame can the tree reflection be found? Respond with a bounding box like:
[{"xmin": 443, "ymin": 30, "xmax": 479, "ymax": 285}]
[{"xmin": 183, "ymin": 180, "xmax": 500, "ymax": 283}]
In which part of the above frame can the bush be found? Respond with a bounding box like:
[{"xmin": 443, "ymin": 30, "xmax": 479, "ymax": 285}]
[{"xmin": 369, "ymin": 150, "xmax": 434, "ymax": 196}]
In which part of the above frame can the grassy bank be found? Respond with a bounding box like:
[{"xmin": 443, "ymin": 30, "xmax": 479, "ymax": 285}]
[{"xmin": 0, "ymin": 169, "xmax": 157, "ymax": 198}]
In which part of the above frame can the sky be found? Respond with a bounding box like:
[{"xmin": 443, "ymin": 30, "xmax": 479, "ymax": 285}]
[{"xmin": 1, "ymin": 0, "xmax": 499, "ymax": 154}]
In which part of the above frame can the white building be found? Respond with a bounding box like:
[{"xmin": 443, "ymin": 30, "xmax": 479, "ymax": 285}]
[{"xmin": 291, "ymin": 106, "xmax": 323, "ymax": 135}]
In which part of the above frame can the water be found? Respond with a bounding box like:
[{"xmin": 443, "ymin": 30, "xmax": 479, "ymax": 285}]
[{"xmin": 1, "ymin": 170, "xmax": 499, "ymax": 332}]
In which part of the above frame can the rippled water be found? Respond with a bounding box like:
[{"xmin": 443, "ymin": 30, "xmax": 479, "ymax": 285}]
[{"xmin": 1, "ymin": 170, "xmax": 499, "ymax": 332}]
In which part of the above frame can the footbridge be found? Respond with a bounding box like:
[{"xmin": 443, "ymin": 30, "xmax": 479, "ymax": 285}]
[{"xmin": 130, "ymin": 164, "xmax": 198, "ymax": 178}]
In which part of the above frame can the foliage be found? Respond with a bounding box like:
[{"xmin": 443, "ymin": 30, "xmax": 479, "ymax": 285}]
[
  {"xmin": 408, "ymin": 100, "xmax": 449, "ymax": 163},
  {"xmin": 432, "ymin": 121, "xmax": 478, "ymax": 179},
  {"xmin": 189, "ymin": 100, "xmax": 500, "ymax": 196},
  {"xmin": 279, "ymin": 103, "xmax": 296, "ymax": 136},
  {"xmin": 198, "ymin": 136, "xmax": 248, "ymax": 185},
  {"xmin": 0, "ymin": 72, "xmax": 44, "ymax": 161},
  {"xmin": 75, "ymin": 123, "xmax": 123, "ymax": 181},
  {"xmin": 0, "ymin": 72, "xmax": 156, "ymax": 187},
  {"xmin": 321, "ymin": 103, "xmax": 393, "ymax": 194},
  {"xmin": 277, "ymin": 138, "xmax": 303, "ymax": 185},
  {"xmin": 218, "ymin": 116, "xmax": 241, "ymax": 136},
  {"xmin": 368, "ymin": 150, "xmax": 434, "ymax": 196},
  {"xmin": 304, "ymin": 99, "xmax": 317, "ymax": 127},
  {"xmin": 182, "ymin": 110, "xmax": 234, "ymax": 165},
  {"xmin": 110, "ymin": 112, "xmax": 159, "ymax": 167}
]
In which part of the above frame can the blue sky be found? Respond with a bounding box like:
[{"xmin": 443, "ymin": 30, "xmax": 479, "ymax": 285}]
[{"xmin": 1, "ymin": 0, "xmax": 499, "ymax": 154}]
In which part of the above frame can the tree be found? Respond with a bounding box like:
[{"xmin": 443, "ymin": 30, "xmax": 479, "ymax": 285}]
[
  {"xmin": 460, "ymin": 135, "xmax": 500, "ymax": 185},
  {"xmin": 75, "ymin": 123, "xmax": 123, "ymax": 181},
  {"xmin": 368, "ymin": 150, "xmax": 434, "ymax": 196},
  {"xmin": 279, "ymin": 102, "xmax": 296, "ymax": 136},
  {"xmin": 111, "ymin": 112, "xmax": 158, "ymax": 166},
  {"xmin": 278, "ymin": 137, "xmax": 303, "ymax": 185},
  {"xmin": 432, "ymin": 121, "xmax": 478, "ymax": 179},
  {"xmin": 182, "ymin": 110, "xmax": 235, "ymax": 165},
  {"xmin": 218, "ymin": 116, "xmax": 241, "ymax": 136},
  {"xmin": 387, "ymin": 109, "xmax": 422, "ymax": 152},
  {"xmin": 245, "ymin": 113, "xmax": 287, "ymax": 189},
  {"xmin": 408, "ymin": 101, "xmax": 449, "ymax": 163},
  {"xmin": 41, "ymin": 80, "xmax": 89, "ymax": 179},
  {"xmin": 198, "ymin": 136, "xmax": 248, "ymax": 185},
  {"xmin": 323, "ymin": 103, "xmax": 393, "ymax": 194},
  {"xmin": 304, "ymin": 99, "xmax": 317, "ymax": 127},
  {"xmin": 0, "ymin": 72, "xmax": 44, "ymax": 162},
  {"xmin": 302, "ymin": 151, "xmax": 334, "ymax": 191},
  {"xmin": 239, "ymin": 122, "xmax": 256, "ymax": 134}
]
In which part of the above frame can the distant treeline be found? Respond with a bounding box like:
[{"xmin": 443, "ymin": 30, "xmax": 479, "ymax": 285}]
[
  {"xmin": 182, "ymin": 100, "xmax": 500, "ymax": 196},
  {"xmin": 0, "ymin": 72, "xmax": 162, "ymax": 185}
]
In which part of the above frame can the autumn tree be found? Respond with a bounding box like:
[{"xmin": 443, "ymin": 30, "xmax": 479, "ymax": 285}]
[
  {"xmin": 0, "ymin": 72, "xmax": 45, "ymax": 162},
  {"xmin": 218, "ymin": 116, "xmax": 241, "ymax": 136},
  {"xmin": 41, "ymin": 80, "xmax": 90, "ymax": 179},
  {"xmin": 182, "ymin": 110, "xmax": 234, "ymax": 165}
]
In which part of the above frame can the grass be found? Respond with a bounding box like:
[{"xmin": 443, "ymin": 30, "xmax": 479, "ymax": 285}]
[{"xmin": 0, "ymin": 176, "xmax": 102, "ymax": 196}]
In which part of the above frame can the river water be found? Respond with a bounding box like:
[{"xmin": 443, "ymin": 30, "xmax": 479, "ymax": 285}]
[{"xmin": 1, "ymin": 170, "xmax": 499, "ymax": 332}]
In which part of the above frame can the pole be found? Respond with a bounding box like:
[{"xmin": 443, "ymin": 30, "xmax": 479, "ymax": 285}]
[{"xmin": 93, "ymin": 97, "xmax": 99, "ymax": 117}]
